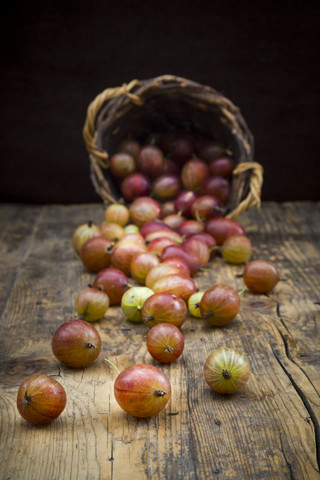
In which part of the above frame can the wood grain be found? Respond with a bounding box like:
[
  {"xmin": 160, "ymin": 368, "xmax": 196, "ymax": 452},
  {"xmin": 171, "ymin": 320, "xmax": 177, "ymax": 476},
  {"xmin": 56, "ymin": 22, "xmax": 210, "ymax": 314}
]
[{"xmin": 0, "ymin": 202, "xmax": 319, "ymax": 480}]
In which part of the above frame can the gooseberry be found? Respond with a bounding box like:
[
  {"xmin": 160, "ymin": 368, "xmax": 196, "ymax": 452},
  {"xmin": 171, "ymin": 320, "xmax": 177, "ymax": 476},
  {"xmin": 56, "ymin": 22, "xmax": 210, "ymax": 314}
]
[
  {"xmin": 188, "ymin": 291, "xmax": 205, "ymax": 318},
  {"xmin": 75, "ymin": 286, "xmax": 110, "ymax": 322},
  {"xmin": 109, "ymin": 152, "xmax": 136, "ymax": 178},
  {"xmin": 151, "ymin": 273, "xmax": 197, "ymax": 302},
  {"xmin": 93, "ymin": 268, "xmax": 130, "ymax": 305},
  {"xmin": 17, "ymin": 374, "xmax": 67, "ymax": 425},
  {"xmin": 221, "ymin": 235, "xmax": 252, "ymax": 264},
  {"xmin": 243, "ymin": 260, "xmax": 280, "ymax": 293},
  {"xmin": 136, "ymin": 145, "xmax": 164, "ymax": 178},
  {"xmin": 106, "ymin": 361, "xmax": 171, "ymax": 418},
  {"xmin": 100, "ymin": 221, "xmax": 125, "ymax": 242},
  {"xmin": 201, "ymin": 176, "xmax": 230, "ymax": 204},
  {"xmin": 105, "ymin": 203, "xmax": 130, "ymax": 226},
  {"xmin": 80, "ymin": 236, "xmax": 113, "ymax": 272},
  {"xmin": 174, "ymin": 190, "xmax": 198, "ymax": 218},
  {"xmin": 181, "ymin": 158, "xmax": 210, "ymax": 191},
  {"xmin": 197, "ymin": 140, "xmax": 225, "ymax": 162},
  {"xmin": 146, "ymin": 323, "xmax": 184, "ymax": 363},
  {"xmin": 121, "ymin": 286, "xmax": 154, "ymax": 323},
  {"xmin": 110, "ymin": 240, "xmax": 147, "ymax": 275},
  {"xmin": 129, "ymin": 197, "xmax": 162, "ymax": 227},
  {"xmin": 117, "ymin": 138, "xmax": 141, "ymax": 161},
  {"xmin": 52, "ymin": 319, "xmax": 101, "ymax": 368},
  {"xmin": 121, "ymin": 173, "xmax": 151, "ymax": 202},
  {"xmin": 130, "ymin": 252, "xmax": 160, "ymax": 284},
  {"xmin": 72, "ymin": 221, "xmax": 101, "ymax": 256},
  {"xmin": 200, "ymin": 285, "xmax": 241, "ymax": 326},
  {"xmin": 124, "ymin": 224, "xmax": 140, "ymax": 234},
  {"xmin": 152, "ymin": 175, "xmax": 181, "ymax": 201},
  {"xmin": 209, "ymin": 157, "xmax": 235, "ymax": 178},
  {"xmin": 142, "ymin": 292, "xmax": 188, "ymax": 328},
  {"xmin": 204, "ymin": 348, "xmax": 250, "ymax": 394},
  {"xmin": 205, "ymin": 217, "xmax": 245, "ymax": 245}
]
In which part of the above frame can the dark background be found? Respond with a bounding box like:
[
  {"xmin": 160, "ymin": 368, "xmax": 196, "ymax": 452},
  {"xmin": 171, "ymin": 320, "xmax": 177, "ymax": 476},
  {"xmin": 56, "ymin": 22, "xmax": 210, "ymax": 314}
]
[{"xmin": 1, "ymin": 1, "xmax": 319, "ymax": 204}]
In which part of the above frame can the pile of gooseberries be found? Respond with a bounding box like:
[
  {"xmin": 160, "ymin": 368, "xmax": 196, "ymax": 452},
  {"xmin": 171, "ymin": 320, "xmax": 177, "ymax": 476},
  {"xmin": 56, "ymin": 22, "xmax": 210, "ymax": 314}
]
[{"xmin": 16, "ymin": 132, "xmax": 280, "ymax": 424}]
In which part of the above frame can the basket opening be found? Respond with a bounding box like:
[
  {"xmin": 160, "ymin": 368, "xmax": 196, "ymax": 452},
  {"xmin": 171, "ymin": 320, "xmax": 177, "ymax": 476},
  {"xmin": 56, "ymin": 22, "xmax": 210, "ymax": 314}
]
[
  {"xmin": 94, "ymin": 88, "xmax": 252, "ymax": 210},
  {"xmin": 97, "ymin": 92, "xmax": 244, "ymax": 161}
]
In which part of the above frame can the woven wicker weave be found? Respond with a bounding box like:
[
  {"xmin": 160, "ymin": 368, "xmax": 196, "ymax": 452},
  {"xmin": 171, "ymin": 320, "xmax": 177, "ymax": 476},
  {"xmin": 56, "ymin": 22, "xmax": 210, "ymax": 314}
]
[{"xmin": 83, "ymin": 74, "xmax": 263, "ymax": 219}]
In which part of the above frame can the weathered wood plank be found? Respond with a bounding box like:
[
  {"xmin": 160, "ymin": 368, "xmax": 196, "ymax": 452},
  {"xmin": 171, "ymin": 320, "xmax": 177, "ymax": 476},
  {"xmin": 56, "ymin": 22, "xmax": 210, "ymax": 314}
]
[{"xmin": 0, "ymin": 202, "xmax": 319, "ymax": 480}]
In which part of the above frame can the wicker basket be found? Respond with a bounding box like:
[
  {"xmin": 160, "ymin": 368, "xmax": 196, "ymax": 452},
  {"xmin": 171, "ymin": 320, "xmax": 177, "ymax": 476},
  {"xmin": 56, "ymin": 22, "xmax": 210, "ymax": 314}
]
[{"xmin": 83, "ymin": 74, "xmax": 263, "ymax": 219}]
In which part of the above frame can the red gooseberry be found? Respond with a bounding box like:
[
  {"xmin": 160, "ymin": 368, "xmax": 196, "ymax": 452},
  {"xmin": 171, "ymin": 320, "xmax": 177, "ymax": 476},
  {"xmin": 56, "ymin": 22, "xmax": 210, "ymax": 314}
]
[
  {"xmin": 200, "ymin": 285, "xmax": 241, "ymax": 326},
  {"xmin": 129, "ymin": 197, "xmax": 162, "ymax": 227},
  {"xmin": 205, "ymin": 217, "xmax": 245, "ymax": 245},
  {"xmin": 17, "ymin": 374, "xmax": 67, "ymax": 425},
  {"xmin": 243, "ymin": 260, "xmax": 280, "ymax": 293},
  {"xmin": 130, "ymin": 252, "xmax": 160, "ymax": 284},
  {"xmin": 93, "ymin": 268, "xmax": 130, "ymax": 305},
  {"xmin": 151, "ymin": 273, "xmax": 197, "ymax": 302},
  {"xmin": 80, "ymin": 236, "xmax": 113, "ymax": 272},
  {"xmin": 52, "ymin": 319, "xmax": 102, "ymax": 368},
  {"xmin": 141, "ymin": 292, "xmax": 188, "ymax": 328},
  {"xmin": 121, "ymin": 173, "xmax": 151, "ymax": 202},
  {"xmin": 181, "ymin": 158, "xmax": 210, "ymax": 191},
  {"xmin": 106, "ymin": 361, "xmax": 171, "ymax": 418},
  {"xmin": 146, "ymin": 323, "xmax": 184, "ymax": 363},
  {"xmin": 136, "ymin": 145, "xmax": 164, "ymax": 178},
  {"xmin": 109, "ymin": 152, "xmax": 136, "ymax": 178}
]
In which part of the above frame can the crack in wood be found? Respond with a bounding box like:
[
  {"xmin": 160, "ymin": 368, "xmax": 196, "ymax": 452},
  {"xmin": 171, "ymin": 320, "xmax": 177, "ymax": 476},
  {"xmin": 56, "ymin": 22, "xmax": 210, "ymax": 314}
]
[
  {"xmin": 276, "ymin": 302, "xmax": 291, "ymax": 335},
  {"xmin": 50, "ymin": 364, "xmax": 62, "ymax": 378},
  {"xmin": 276, "ymin": 303, "xmax": 320, "ymax": 399},
  {"xmin": 109, "ymin": 437, "xmax": 114, "ymax": 480},
  {"xmin": 271, "ymin": 344, "xmax": 320, "ymax": 472},
  {"xmin": 279, "ymin": 433, "xmax": 294, "ymax": 480}
]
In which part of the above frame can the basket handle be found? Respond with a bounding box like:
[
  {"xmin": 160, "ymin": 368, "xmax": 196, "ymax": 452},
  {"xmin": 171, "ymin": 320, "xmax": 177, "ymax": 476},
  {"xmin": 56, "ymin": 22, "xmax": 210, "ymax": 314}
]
[
  {"xmin": 82, "ymin": 80, "xmax": 143, "ymax": 168},
  {"xmin": 226, "ymin": 162, "xmax": 264, "ymax": 220}
]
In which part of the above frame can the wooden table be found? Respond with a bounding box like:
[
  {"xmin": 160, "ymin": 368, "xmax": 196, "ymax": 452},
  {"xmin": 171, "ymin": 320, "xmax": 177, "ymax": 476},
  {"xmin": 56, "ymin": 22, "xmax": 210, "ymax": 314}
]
[{"xmin": 0, "ymin": 202, "xmax": 319, "ymax": 480}]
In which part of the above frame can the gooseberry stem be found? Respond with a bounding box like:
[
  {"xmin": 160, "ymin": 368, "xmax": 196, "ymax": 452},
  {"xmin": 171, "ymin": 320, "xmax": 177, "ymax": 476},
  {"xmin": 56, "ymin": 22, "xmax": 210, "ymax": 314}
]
[
  {"xmin": 165, "ymin": 345, "xmax": 174, "ymax": 354},
  {"xmin": 222, "ymin": 368, "xmax": 232, "ymax": 379},
  {"xmin": 23, "ymin": 391, "xmax": 31, "ymax": 406},
  {"xmin": 155, "ymin": 389, "xmax": 167, "ymax": 397},
  {"xmin": 194, "ymin": 209, "xmax": 204, "ymax": 224},
  {"xmin": 105, "ymin": 359, "xmax": 120, "ymax": 375},
  {"xmin": 238, "ymin": 285, "xmax": 247, "ymax": 296}
]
